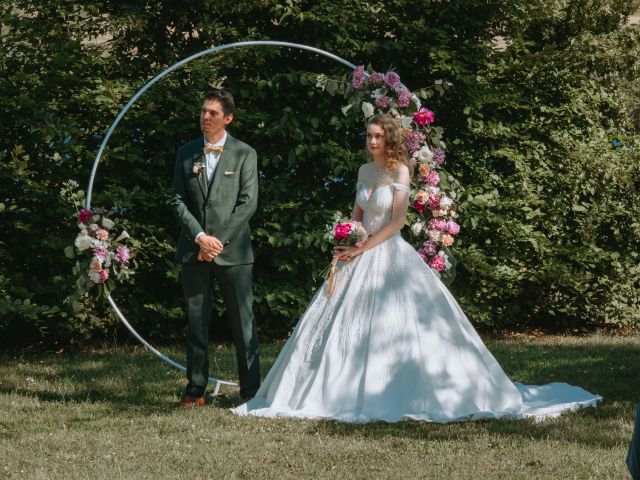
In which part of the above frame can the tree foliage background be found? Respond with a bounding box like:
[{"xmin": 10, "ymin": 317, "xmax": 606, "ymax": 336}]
[{"xmin": 1, "ymin": 0, "xmax": 639, "ymax": 347}]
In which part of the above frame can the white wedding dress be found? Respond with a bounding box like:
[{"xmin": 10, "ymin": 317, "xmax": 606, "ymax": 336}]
[{"xmin": 232, "ymin": 181, "xmax": 601, "ymax": 422}]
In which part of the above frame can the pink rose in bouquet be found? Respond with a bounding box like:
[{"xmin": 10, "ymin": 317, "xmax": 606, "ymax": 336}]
[
  {"xmin": 429, "ymin": 255, "xmax": 446, "ymax": 271},
  {"xmin": 328, "ymin": 218, "xmax": 368, "ymax": 246},
  {"xmin": 415, "ymin": 190, "xmax": 429, "ymax": 204},
  {"xmin": 418, "ymin": 163, "xmax": 431, "ymax": 177},
  {"xmin": 368, "ymin": 72, "xmax": 385, "ymax": 84},
  {"xmin": 334, "ymin": 223, "xmax": 353, "ymax": 240}
]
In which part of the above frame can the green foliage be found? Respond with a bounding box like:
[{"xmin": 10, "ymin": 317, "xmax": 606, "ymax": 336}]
[{"xmin": 1, "ymin": 0, "xmax": 639, "ymax": 346}]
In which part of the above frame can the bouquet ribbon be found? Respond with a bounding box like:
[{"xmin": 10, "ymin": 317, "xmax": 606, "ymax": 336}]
[{"xmin": 325, "ymin": 255, "xmax": 340, "ymax": 296}]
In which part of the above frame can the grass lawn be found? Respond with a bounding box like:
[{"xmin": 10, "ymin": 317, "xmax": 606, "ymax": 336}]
[{"xmin": 1, "ymin": 334, "xmax": 638, "ymax": 479}]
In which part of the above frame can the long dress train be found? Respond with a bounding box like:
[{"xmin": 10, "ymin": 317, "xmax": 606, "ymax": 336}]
[{"xmin": 232, "ymin": 182, "xmax": 601, "ymax": 422}]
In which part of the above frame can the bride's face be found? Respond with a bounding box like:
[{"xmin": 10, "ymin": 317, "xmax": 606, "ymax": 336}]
[{"xmin": 366, "ymin": 123, "xmax": 386, "ymax": 159}]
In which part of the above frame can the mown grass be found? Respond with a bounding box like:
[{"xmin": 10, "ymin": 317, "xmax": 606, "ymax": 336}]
[{"xmin": 1, "ymin": 334, "xmax": 638, "ymax": 479}]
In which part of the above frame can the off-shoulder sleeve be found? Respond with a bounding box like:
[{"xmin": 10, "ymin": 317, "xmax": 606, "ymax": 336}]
[{"xmin": 391, "ymin": 183, "xmax": 410, "ymax": 193}]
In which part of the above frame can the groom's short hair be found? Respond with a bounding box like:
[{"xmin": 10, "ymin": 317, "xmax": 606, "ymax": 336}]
[{"xmin": 204, "ymin": 89, "xmax": 235, "ymax": 116}]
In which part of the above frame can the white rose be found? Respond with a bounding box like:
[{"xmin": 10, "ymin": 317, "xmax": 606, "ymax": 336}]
[
  {"xmin": 451, "ymin": 211, "xmax": 458, "ymax": 218},
  {"xmin": 88, "ymin": 270, "xmax": 101, "ymax": 283},
  {"xmin": 418, "ymin": 146, "xmax": 433, "ymax": 163},
  {"xmin": 411, "ymin": 94, "xmax": 422, "ymax": 109},
  {"xmin": 411, "ymin": 221, "xmax": 424, "ymax": 236},
  {"xmin": 362, "ymin": 102, "xmax": 374, "ymax": 118},
  {"xmin": 75, "ymin": 234, "xmax": 92, "ymax": 252},
  {"xmin": 101, "ymin": 218, "xmax": 115, "ymax": 229},
  {"xmin": 440, "ymin": 196, "xmax": 454, "ymax": 209}
]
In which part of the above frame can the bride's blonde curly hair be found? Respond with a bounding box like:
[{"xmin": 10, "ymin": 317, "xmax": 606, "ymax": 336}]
[{"xmin": 365, "ymin": 114, "xmax": 412, "ymax": 175}]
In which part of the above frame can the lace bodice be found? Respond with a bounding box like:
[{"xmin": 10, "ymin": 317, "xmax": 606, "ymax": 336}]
[{"xmin": 356, "ymin": 182, "xmax": 410, "ymax": 235}]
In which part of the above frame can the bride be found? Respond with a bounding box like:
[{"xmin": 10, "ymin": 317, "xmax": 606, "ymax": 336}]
[{"xmin": 232, "ymin": 114, "xmax": 601, "ymax": 423}]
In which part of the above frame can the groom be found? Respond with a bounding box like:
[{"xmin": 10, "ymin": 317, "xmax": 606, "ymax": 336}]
[{"xmin": 169, "ymin": 89, "xmax": 260, "ymax": 407}]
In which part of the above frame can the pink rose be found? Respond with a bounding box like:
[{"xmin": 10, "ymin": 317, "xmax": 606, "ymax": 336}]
[
  {"xmin": 446, "ymin": 220, "xmax": 461, "ymax": 235},
  {"xmin": 413, "ymin": 200, "xmax": 426, "ymax": 214},
  {"xmin": 428, "ymin": 218, "xmax": 447, "ymax": 231},
  {"xmin": 413, "ymin": 108, "xmax": 435, "ymax": 126},
  {"xmin": 115, "ymin": 245, "xmax": 131, "ymax": 263},
  {"xmin": 423, "ymin": 171, "xmax": 440, "ymax": 187},
  {"xmin": 77, "ymin": 208, "xmax": 93, "ymax": 223},
  {"xmin": 428, "ymin": 193, "xmax": 442, "ymax": 211},
  {"xmin": 334, "ymin": 223, "xmax": 353, "ymax": 240},
  {"xmin": 429, "ymin": 255, "xmax": 446, "ymax": 271},
  {"xmin": 98, "ymin": 269, "xmax": 109, "ymax": 283},
  {"xmin": 352, "ymin": 65, "xmax": 366, "ymax": 90},
  {"xmin": 385, "ymin": 71, "xmax": 401, "ymax": 89},
  {"xmin": 96, "ymin": 229, "xmax": 109, "ymax": 241}
]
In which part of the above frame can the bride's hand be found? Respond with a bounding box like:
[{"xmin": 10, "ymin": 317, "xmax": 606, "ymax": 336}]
[{"xmin": 333, "ymin": 245, "xmax": 364, "ymax": 262}]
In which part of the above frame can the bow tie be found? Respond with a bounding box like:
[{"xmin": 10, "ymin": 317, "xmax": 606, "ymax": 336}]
[{"xmin": 203, "ymin": 144, "xmax": 223, "ymax": 154}]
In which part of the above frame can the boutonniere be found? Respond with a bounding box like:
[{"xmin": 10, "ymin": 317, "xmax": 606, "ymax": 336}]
[{"xmin": 192, "ymin": 161, "xmax": 205, "ymax": 177}]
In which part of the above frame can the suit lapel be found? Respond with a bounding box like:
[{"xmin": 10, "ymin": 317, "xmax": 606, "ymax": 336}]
[
  {"xmin": 192, "ymin": 148, "xmax": 207, "ymax": 199},
  {"xmin": 207, "ymin": 133, "xmax": 236, "ymax": 199}
]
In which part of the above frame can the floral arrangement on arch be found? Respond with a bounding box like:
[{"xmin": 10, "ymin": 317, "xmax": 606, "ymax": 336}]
[
  {"xmin": 317, "ymin": 67, "xmax": 462, "ymax": 280},
  {"xmin": 61, "ymin": 180, "xmax": 137, "ymax": 309}
]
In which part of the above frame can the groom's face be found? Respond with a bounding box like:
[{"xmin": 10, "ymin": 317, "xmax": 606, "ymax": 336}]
[{"xmin": 200, "ymin": 99, "xmax": 233, "ymax": 140}]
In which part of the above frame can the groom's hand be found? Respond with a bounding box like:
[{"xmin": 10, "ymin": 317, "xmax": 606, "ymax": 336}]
[
  {"xmin": 197, "ymin": 235, "xmax": 224, "ymax": 255},
  {"xmin": 197, "ymin": 248, "xmax": 216, "ymax": 262}
]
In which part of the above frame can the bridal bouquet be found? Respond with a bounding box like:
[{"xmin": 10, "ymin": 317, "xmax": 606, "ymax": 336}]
[
  {"xmin": 324, "ymin": 213, "xmax": 368, "ymax": 296},
  {"xmin": 326, "ymin": 215, "xmax": 368, "ymax": 247}
]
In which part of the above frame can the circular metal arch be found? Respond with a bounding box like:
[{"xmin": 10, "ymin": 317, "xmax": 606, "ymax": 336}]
[{"xmin": 86, "ymin": 40, "xmax": 358, "ymax": 393}]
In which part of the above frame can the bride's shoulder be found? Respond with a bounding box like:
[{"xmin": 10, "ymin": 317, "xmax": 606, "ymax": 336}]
[{"xmin": 392, "ymin": 163, "xmax": 410, "ymax": 184}]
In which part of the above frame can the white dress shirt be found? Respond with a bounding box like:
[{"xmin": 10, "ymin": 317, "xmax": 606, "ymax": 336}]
[{"xmin": 195, "ymin": 131, "xmax": 227, "ymax": 243}]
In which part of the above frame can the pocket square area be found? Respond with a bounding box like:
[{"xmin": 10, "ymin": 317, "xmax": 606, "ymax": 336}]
[{"xmin": 224, "ymin": 171, "xmax": 235, "ymax": 175}]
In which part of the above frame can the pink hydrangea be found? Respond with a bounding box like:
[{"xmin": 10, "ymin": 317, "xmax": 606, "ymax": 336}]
[
  {"xmin": 433, "ymin": 148, "xmax": 446, "ymax": 165},
  {"xmin": 396, "ymin": 88, "xmax": 411, "ymax": 108},
  {"xmin": 385, "ymin": 71, "xmax": 401, "ymax": 89},
  {"xmin": 93, "ymin": 246, "xmax": 108, "ymax": 261},
  {"xmin": 413, "ymin": 108, "xmax": 435, "ymax": 126},
  {"xmin": 334, "ymin": 223, "xmax": 353, "ymax": 240},
  {"xmin": 352, "ymin": 65, "xmax": 366, "ymax": 90},
  {"xmin": 413, "ymin": 200, "xmax": 426, "ymax": 214},
  {"xmin": 368, "ymin": 72, "xmax": 385, "ymax": 84},
  {"xmin": 404, "ymin": 130, "xmax": 423, "ymax": 153},
  {"xmin": 115, "ymin": 245, "xmax": 131, "ymax": 263},
  {"xmin": 429, "ymin": 218, "xmax": 448, "ymax": 231},
  {"xmin": 375, "ymin": 95, "xmax": 391, "ymax": 109},
  {"xmin": 77, "ymin": 208, "xmax": 93, "ymax": 223},
  {"xmin": 429, "ymin": 255, "xmax": 446, "ymax": 271},
  {"xmin": 446, "ymin": 220, "xmax": 460, "ymax": 235},
  {"xmin": 423, "ymin": 170, "xmax": 440, "ymax": 187},
  {"xmin": 422, "ymin": 241, "xmax": 437, "ymax": 256},
  {"xmin": 428, "ymin": 193, "xmax": 442, "ymax": 211}
]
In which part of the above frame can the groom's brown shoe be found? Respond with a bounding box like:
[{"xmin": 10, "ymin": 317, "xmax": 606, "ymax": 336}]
[{"xmin": 177, "ymin": 395, "xmax": 205, "ymax": 409}]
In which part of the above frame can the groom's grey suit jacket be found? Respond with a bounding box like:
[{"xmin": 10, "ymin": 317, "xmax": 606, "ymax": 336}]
[{"xmin": 169, "ymin": 133, "xmax": 258, "ymax": 265}]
